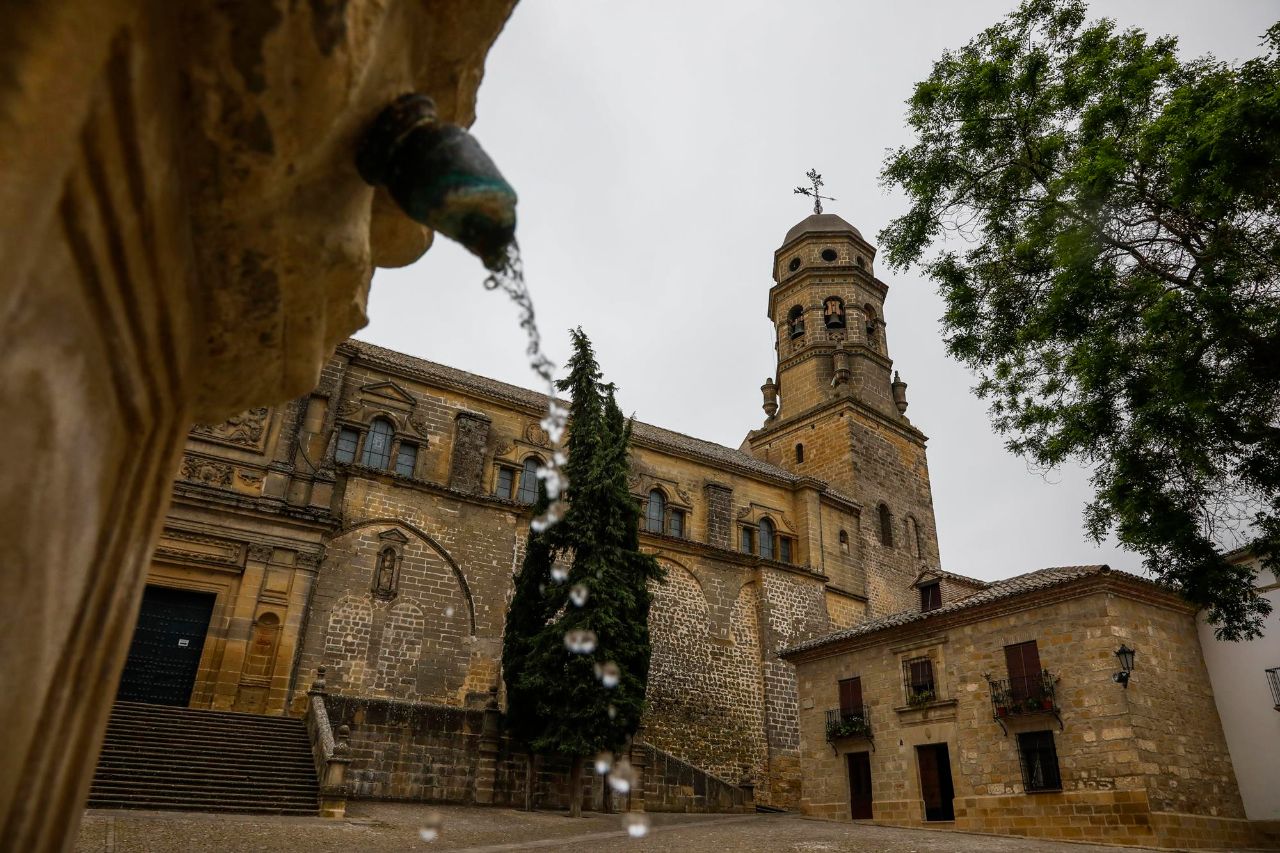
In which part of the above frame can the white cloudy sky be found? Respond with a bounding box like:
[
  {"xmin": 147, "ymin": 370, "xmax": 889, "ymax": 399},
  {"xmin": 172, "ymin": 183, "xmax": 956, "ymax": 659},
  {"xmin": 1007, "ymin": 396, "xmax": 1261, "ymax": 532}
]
[{"xmin": 364, "ymin": 1, "xmax": 1277, "ymax": 582}]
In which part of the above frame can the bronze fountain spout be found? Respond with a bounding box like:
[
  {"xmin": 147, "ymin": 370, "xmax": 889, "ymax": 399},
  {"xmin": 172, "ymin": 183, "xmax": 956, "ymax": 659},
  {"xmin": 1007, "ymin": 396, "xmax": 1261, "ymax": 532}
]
[{"xmin": 357, "ymin": 94, "xmax": 517, "ymax": 270}]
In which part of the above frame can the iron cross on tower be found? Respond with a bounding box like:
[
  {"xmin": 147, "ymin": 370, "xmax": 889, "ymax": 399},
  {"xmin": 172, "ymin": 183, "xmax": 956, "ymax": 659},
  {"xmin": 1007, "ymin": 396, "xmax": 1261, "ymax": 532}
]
[{"xmin": 794, "ymin": 168, "xmax": 835, "ymax": 214}]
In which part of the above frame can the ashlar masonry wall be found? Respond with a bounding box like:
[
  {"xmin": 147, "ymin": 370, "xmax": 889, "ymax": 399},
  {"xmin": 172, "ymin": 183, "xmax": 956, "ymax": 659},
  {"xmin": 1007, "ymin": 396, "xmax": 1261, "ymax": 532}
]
[{"xmin": 790, "ymin": 580, "xmax": 1257, "ymax": 849}]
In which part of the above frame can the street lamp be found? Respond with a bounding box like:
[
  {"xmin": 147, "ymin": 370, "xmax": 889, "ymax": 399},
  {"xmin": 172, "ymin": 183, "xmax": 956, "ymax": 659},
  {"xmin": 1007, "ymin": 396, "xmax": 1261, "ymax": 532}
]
[{"xmin": 1113, "ymin": 644, "xmax": 1136, "ymax": 688}]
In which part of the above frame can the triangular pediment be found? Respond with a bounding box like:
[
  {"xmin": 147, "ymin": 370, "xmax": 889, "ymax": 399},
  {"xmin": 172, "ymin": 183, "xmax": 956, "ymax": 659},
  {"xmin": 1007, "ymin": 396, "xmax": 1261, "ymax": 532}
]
[
  {"xmin": 377, "ymin": 528, "xmax": 410, "ymax": 543},
  {"xmin": 360, "ymin": 381, "xmax": 415, "ymax": 405}
]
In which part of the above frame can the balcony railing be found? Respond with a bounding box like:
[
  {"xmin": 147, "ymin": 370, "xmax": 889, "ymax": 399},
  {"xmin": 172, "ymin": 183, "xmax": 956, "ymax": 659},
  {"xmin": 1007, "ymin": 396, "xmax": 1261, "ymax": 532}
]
[
  {"xmin": 988, "ymin": 671, "xmax": 1062, "ymax": 732},
  {"xmin": 1267, "ymin": 667, "xmax": 1280, "ymax": 711},
  {"xmin": 825, "ymin": 706, "xmax": 872, "ymax": 742}
]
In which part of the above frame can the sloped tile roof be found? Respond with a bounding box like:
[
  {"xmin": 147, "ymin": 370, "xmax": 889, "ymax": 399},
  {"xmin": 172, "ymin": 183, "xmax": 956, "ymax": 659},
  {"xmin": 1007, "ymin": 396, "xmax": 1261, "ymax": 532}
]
[{"xmin": 782, "ymin": 565, "xmax": 1132, "ymax": 656}]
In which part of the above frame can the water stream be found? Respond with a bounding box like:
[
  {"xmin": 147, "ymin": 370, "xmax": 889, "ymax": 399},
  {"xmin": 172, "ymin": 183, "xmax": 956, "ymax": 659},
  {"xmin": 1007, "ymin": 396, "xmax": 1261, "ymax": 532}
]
[{"xmin": 482, "ymin": 243, "xmax": 568, "ymax": 532}]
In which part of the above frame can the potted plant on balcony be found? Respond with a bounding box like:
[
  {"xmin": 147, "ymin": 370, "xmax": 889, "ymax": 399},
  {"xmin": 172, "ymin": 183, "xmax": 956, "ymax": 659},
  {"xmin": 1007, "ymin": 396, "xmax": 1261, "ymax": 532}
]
[
  {"xmin": 995, "ymin": 704, "xmax": 1009, "ymax": 718},
  {"xmin": 907, "ymin": 688, "xmax": 935, "ymax": 707}
]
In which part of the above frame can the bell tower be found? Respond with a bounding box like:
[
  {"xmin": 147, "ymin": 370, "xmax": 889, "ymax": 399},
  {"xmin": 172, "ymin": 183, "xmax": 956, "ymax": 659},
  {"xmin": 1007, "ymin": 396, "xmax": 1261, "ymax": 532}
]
[{"xmin": 745, "ymin": 206, "xmax": 943, "ymax": 617}]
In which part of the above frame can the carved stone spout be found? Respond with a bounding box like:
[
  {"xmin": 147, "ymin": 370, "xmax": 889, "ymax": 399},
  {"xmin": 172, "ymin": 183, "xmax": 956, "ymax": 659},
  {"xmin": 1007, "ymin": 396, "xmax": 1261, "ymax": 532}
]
[{"xmin": 358, "ymin": 94, "xmax": 518, "ymax": 270}]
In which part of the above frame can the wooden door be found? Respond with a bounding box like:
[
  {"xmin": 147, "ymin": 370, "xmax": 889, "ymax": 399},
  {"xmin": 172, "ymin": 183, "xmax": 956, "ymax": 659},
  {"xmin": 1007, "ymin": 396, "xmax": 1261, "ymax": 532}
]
[
  {"xmin": 1004, "ymin": 640, "xmax": 1042, "ymax": 701},
  {"xmin": 916, "ymin": 744, "xmax": 956, "ymax": 821},
  {"xmin": 847, "ymin": 751, "xmax": 873, "ymax": 819},
  {"xmin": 116, "ymin": 585, "xmax": 216, "ymax": 706},
  {"xmin": 838, "ymin": 676, "xmax": 863, "ymax": 714}
]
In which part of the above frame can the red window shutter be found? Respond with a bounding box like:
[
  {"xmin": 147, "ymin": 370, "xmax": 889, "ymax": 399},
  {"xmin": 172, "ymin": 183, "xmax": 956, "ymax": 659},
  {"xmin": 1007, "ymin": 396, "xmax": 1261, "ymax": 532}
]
[
  {"xmin": 838, "ymin": 677, "xmax": 863, "ymax": 713},
  {"xmin": 1004, "ymin": 641, "xmax": 1042, "ymax": 701}
]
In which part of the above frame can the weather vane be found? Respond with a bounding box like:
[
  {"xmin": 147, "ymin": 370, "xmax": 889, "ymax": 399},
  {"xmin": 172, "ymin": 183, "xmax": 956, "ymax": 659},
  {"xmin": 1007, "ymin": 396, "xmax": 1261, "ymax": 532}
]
[{"xmin": 794, "ymin": 168, "xmax": 835, "ymax": 215}]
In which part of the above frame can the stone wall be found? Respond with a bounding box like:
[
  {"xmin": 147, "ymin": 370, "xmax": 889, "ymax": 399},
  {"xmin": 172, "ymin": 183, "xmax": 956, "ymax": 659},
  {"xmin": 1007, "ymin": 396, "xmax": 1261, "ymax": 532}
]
[
  {"xmin": 323, "ymin": 696, "xmax": 752, "ymax": 813},
  {"xmin": 789, "ymin": 576, "xmax": 1251, "ymax": 848}
]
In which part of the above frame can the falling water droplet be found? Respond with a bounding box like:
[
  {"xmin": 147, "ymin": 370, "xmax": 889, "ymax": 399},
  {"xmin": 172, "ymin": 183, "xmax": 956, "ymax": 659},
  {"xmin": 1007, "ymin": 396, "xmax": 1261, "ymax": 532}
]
[
  {"xmin": 623, "ymin": 812, "xmax": 651, "ymax": 838},
  {"xmin": 444, "ymin": 606, "xmax": 455, "ymax": 618},
  {"xmin": 419, "ymin": 810, "xmax": 444, "ymax": 842},
  {"xmin": 597, "ymin": 661, "xmax": 620, "ymax": 688},
  {"xmin": 570, "ymin": 583, "xmax": 589, "ymax": 607},
  {"xmin": 594, "ymin": 751, "xmax": 614, "ymax": 775},
  {"xmin": 563, "ymin": 629, "xmax": 597, "ymax": 654},
  {"xmin": 608, "ymin": 757, "xmax": 634, "ymax": 794},
  {"xmin": 607, "ymin": 703, "xmax": 618, "ymax": 720},
  {"xmin": 550, "ymin": 564, "xmax": 569, "ymax": 583}
]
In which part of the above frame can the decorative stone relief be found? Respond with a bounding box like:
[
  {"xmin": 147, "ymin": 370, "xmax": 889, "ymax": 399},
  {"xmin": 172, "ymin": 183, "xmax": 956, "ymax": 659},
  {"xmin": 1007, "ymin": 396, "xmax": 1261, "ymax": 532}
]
[
  {"xmin": 247, "ymin": 544, "xmax": 275, "ymax": 563},
  {"xmin": 237, "ymin": 469, "xmax": 264, "ymax": 486},
  {"xmin": 180, "ymin": 455, "xmax": 233, "ymax": 487},
  {"xmin": 190, "ymin": 407, "xmax": 270, "ymax": 450},
  {"xmin": 524, "ymin": 422, "xmax": 550, "ymax": 447}
]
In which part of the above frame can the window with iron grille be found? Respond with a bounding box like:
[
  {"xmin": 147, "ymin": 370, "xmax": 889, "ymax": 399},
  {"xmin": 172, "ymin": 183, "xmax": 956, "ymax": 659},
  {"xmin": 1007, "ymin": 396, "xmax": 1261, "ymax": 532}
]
[
  {"xmin": 646, "ymin": 490, "xmax": 666, "ymax": 534},
  {"xmin": 496, "ymin": 466, "xmax": 515, "ymax": 500},
  {"xmin": 395, "ymin": 443, "xmax": 417, "ymax": 477},
  {"xmin": 669, "ymin": 509, "xmax": 685, "ymax": 538},
  {"xmin": 1017, "ymin": 731, "xmax": 1062, "ymax": 792},
  {"xmin": 904, "ymin": 656, "xmax": 935, "ymax": 704},
  {"xmin": 361, "ymin": 418, "xmax": 394, "ymax": 469},
  {"xmin": 1267, "ymin": 667, "xmax": 1280, "ymax": 709},
  {"xmin": 919, "ymin": 581, "xmax": 941, "ymax": 612},
  {"xmin": 517, "ymin": 457, "xmax": 541, "ymax": 504},
  {"xmin": 335, "ymin": 427, "xmax": 359, "ymax": 464}
]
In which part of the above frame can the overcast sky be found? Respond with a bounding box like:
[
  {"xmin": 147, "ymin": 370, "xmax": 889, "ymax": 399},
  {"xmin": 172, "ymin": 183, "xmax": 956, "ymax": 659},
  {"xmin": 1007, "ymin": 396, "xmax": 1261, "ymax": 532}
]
[{"xmin": 364, "ymin": 1, "xmax": 1277, "ymax": 583}]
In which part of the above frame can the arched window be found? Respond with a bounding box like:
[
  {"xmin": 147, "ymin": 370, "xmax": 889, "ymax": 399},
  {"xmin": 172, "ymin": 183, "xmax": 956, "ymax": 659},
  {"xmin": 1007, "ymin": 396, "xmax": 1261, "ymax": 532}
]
[
  {"xmin": 795, "ymin": 443, "xmax": 804, "ymax": 464},
  {"xmin": 517, "ymin": 456, "xmax": 542, "ymax": 504},
  {"xmin": 864, "ymin": 304, "xmax": 879, "ymax": 347},
  {"xmin": 905, "ymin": 515, "xmax": 921, "ymax": 558},
  {"xmin": 788, "ymin": 305, "xmax": 805, "ymax": 339},
  {"xmin": 878, "ymin": 503, "xmax": 894, "ymax": 548},
  {"xmin": 839, "ymin": 529, "xmax": 850, "ymax": 554},
  {"xmin": 823, "ymin": 296, "xmax": 846, "ymax": 330},
  {"xmin": 759, "ymin": 517, "xmax": 776, "ymax": 560},
  {"xmin": 361, "ymin": 418, "xmax": 394, "ymax": 468},
  {"xmin": 646, "ymin": 490, "xmax": 666, "ymax": 534},
  {"xmin": 373, "ymin": 546, "xmax": 398, "ymax": 598}
]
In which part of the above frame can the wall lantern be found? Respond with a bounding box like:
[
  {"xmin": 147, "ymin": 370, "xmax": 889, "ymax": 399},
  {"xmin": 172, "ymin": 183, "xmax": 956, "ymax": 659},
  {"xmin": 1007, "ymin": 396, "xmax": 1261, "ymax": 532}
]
[{"xmin": 1112, "ymin": 644, "xmax": 1136, "ymax": 688}]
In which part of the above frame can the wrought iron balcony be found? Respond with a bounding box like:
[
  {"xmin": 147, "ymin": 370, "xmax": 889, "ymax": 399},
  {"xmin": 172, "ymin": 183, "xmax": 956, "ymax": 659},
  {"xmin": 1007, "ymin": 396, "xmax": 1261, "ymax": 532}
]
[
  {"xmin": 988, "ymin": 671, "xmax": 1062, "ymax": 733},
  {"xmin": 825, "ymin": 706, "xmax": 872, "ymax": 742},
  {"xmin": 1267, "ymin": 667, "xmax": 1280, "ymax": 711}
]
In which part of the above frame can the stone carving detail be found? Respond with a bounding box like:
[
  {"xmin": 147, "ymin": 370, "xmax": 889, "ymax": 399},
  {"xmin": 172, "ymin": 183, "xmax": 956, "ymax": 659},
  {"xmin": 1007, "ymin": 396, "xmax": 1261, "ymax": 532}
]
[
  {"xmin": 524, "ymin": 422, "xmax": 550, "ymax": 447},
  {"xmin": 247, "ymin": 544, "xmax": 274, "ymax": 562},
  {"xmin": 237, "ymin": 469, "xmax": 264, "ymax": 486},
  {"xmin": 191, "ymin": 407, "xmax": 270, "ymax": 449},
  {"xmin": 409, "ymin": 414, "xmax": 432, "ymax": 437},
  {"xmin": 296, "ymin": 551, "xmax": 324, "ymax": 570},
  {"xmin": 181, "ymin": 455, "xmax": 233, "ymax": 487},
  {"xmin": 675, "ymin": 485, "xmax": 694, "ymax": 505},
  {"xmin": 153, "ymin": 530, "xmax": 244, "ymax": 568},
  {"xmin": 337, "ymin": 399, "xmax": 362, "ymax": 417}
]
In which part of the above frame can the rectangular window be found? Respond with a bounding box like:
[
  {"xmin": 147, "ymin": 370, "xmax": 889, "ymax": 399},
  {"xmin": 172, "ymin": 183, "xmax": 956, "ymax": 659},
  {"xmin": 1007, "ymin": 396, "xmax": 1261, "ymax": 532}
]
[
  {"xmin": 904, "ymin": 657, "xmax": 935, "ymax": 702},
  {"xmin": 496, "ymin": 467, "xmax": 514, "ymax": 500},
  {"xmin": 779, "ymin": 537, "xmax": 792, "ymax": 563},
  {"xmin": 1017, "ymin": 731, "xmax": 1062, "ymax": 792},
  {"xmin": 1004, "ymin": 641, "xmax": 1043, "ymax": 702},
  {"xmin": 919, "ymin": 581, "xmax": 942, "ymax": 612},
  {"xmin": 395, "ymin": 443, "xmax": 417, "ymax": 477},
  {"xmin": 739, "ymin": 527, "xmax": 754, "ymax": 554},
  {"xmin": 669, "ymin": 509, "xmax": 684, "ymax": 538},
  {"xmin": 335, "ymin": 427, "xmax": 359, "ymax": 464},
  {"xmin": 837, "ymin": 676, "xmax": 863, "ymax": 714}
]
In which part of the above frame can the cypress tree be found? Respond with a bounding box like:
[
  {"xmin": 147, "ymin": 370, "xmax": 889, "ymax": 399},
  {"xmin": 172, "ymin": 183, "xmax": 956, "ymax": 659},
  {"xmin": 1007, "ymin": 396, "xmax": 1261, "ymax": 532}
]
[{"xmin": 501, "ymin": 329, "xmax": 662, "ymax": 816}]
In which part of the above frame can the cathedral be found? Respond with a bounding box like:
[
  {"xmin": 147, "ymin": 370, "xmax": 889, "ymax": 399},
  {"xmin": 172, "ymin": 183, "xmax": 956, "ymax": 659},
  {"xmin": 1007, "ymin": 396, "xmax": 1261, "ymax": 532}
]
[{"xmin": 117, "ymin": 210, "xmax": 945, "ymax": 810}]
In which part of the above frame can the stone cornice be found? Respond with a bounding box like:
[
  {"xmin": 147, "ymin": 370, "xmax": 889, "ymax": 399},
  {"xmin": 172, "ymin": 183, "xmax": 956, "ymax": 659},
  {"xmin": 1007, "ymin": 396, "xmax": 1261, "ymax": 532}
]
[
  {"xmin": 170, "ymin": 483, "xmax": 338, "ymax": 530},
  {"xmin": 751, "ymin": 394, "xmax": 928, "ymax": 446},
  {"xmin": 639, "ymin": 530, "xmax": 828, "ymax": 583},
  {"xmin": 780, "ymin": 574, "xmax": 1192, "ymax": 664}
]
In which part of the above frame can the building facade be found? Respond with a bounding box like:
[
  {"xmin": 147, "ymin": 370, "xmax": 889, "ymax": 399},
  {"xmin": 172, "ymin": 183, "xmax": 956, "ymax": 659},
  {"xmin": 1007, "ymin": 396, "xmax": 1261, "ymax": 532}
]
[
  {"xmin": 114, "ymin": 212, "xmax": 942, "ymax": 809},
  {"xmin": 1197, "ymin": 548, "xmax": 1280, "ymax": 823},
  {"xmin": 782, "ymin": 565, "xmax": 1274, "ymax": 849}
]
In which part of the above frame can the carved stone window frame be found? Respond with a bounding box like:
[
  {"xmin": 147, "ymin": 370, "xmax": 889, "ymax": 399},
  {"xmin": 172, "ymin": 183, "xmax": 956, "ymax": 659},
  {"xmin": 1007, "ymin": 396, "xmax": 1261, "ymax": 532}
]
[
  {"xmin": 631, "ymin": 476, "xmax": 693, "ymax": 539},
  {"xmin": 736, "ymin": 503, "xmax": 799, "ymax": 564},
  {"xmin": 329, "ymin": 407, "xmax": 425, "ymax": 477}
]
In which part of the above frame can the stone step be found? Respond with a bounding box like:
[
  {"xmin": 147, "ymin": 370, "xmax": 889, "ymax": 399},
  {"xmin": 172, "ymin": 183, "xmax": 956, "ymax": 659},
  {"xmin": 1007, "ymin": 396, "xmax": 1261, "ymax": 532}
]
[{"xmin": 89, "ymin": 701, "xmax": 319, "ymax": 816}]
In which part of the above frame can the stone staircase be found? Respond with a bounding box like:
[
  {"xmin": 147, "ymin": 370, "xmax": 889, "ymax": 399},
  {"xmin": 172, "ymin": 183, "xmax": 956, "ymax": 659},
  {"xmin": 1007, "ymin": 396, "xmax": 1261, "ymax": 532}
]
[{"xmin": 88, "ymin": 701, "xmax": 319, "ymax": 815}]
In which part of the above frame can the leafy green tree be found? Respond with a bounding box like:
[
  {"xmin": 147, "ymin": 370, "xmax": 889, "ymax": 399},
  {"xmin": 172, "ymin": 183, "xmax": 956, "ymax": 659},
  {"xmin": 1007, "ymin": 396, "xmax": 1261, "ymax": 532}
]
[
  {"xmin": 879, "ymin": 0, "xmax": 1280, "ymax": 639},
  {"xmin": 501, "ymin": 329, "xmax": 662, "ymax": 815}
]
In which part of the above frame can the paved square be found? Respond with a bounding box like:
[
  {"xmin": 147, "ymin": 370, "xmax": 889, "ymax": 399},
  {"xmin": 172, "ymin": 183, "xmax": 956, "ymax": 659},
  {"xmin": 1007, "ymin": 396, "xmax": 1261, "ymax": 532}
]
[{"xmin": 75, "ymin": 803, "xmax": 1262, "ymax": 852}]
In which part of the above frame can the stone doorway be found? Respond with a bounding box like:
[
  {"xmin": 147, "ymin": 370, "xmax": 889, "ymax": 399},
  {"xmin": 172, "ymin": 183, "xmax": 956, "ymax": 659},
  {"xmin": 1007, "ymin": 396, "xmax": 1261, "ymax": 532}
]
[
  {"xmin": 846, "ymin": 751, "xmax": 873, "ymax": 819},
  {"xmin": 915, "ymin": 743, "xmax": 955, "ymax": 822},
  {"xmin": 116, "ymin": 586, "xmax": 216, "ymax": 706}
]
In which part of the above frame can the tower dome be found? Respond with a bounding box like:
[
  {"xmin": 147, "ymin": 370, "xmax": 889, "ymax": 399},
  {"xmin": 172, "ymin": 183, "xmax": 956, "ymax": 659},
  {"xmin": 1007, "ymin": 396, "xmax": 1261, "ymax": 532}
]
[{"xmin": 782, "ymin": 212, "xmax": 862, "ymax": 246}]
